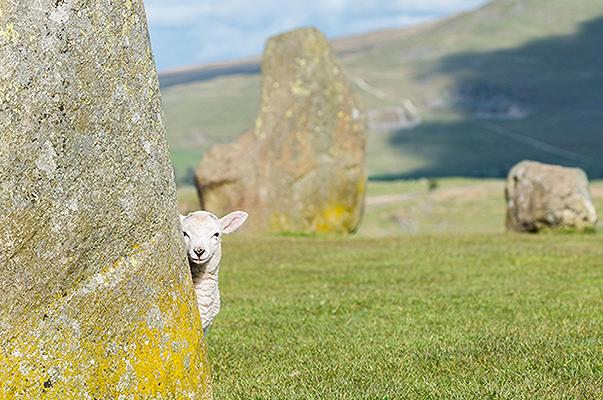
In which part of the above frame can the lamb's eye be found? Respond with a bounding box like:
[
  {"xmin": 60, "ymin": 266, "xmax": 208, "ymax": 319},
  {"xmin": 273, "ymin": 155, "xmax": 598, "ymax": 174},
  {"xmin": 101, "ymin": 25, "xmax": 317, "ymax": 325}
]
[
  {"xmin": 213, "ymin": 233, "xmax": 220, "ymax": 238},
  {"xmin": 183, "ymin": 231, "xmax": 189, "ymax": 239}
]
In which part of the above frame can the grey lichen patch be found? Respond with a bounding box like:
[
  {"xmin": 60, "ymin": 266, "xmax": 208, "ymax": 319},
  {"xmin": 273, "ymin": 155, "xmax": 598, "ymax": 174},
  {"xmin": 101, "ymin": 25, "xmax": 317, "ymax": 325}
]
[
  {"xmin": 56, "ymin": 315, "xmax": 82, "ymax": 338},
  {"xmin": 47, "ymin": 365, "xmax": 63, "ymax": 386},
  {"xmin": 116, "ymin": 360, "xmax": 137, "ymax": 393},
  {"xmin": 183, "ymin": 354, "xmax": 192, "ymax": 369},
  {"xmin": 35, "ymin": 141, "xmax": 58, "ymax": 178},
  {"xmin": 141, "ymin": 139, "xmax": 152, "ymax": 155},
  {"xmin": 49, "ymin": 2, "xmax": 72, "ymax": 24},
  {"xmin": 67, "ymin": 198, "xmax": 79, "ymax": 212},
  {"xmin": 131, "ymin": 112, "xmax": 141, "ymax": 124},
  {"xmin": 76, "ymin": 250, "xmax": 134, "ymax": 296},
  {"xmin": 146, "ymin": 304, "xmax": 165, "ymax": 330},
  {"xmin": 119, "ymin": 184, "xmax": 138, "ymax": 221}
]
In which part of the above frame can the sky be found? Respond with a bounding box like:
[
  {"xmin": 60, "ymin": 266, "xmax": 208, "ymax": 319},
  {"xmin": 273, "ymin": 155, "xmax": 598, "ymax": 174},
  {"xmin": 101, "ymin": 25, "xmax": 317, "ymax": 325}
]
[{"xmin": 143, "ymin": 0, "xmax": 489, "ymax": 71}]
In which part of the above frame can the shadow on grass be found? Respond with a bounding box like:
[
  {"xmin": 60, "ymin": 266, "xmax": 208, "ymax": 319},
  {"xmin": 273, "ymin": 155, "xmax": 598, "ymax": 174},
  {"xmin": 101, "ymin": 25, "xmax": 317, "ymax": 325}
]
[{"xmin": 385, "ymin": 17, "xmax": 603, "ymax": 180}]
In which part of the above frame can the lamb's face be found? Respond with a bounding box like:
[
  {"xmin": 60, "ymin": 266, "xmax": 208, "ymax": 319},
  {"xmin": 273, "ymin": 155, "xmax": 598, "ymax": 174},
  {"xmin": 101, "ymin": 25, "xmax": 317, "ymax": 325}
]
[
  {"xmin": 181, "ymin": 212, "xmax": 222, "ymax": 264},
  {"xmin": 180, "ymin": 211, "xmax": 248, "ymax": 265}
]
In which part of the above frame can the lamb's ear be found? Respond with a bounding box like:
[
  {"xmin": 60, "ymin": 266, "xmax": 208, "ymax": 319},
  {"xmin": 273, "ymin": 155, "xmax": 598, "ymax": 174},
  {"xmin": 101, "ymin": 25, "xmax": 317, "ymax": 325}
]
[
  {"xmin": 219, "ymin": 211, "xmax": 248, "ymax": 234},
  {"xmin": 179, "ymin": 214, "xmax": 187, "ymax": 224}
]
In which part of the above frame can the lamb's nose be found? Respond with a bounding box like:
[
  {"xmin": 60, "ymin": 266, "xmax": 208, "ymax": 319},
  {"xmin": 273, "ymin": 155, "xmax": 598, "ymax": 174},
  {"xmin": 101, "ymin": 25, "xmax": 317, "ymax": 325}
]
[{"xmin": 194, "ymin": 248, "xmax": 205, "ymax": 257}]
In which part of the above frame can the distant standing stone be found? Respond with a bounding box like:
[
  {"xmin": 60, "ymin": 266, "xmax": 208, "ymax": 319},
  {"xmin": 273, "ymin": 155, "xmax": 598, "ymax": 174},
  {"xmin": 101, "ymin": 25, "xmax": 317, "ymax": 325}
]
[
  {"xmin": 196, "ymin": 27, "xmax": 367, "ymax": 234},
  {"xmin": 505, "ymin": 161, "xmax": 597, "ymax": 232}
]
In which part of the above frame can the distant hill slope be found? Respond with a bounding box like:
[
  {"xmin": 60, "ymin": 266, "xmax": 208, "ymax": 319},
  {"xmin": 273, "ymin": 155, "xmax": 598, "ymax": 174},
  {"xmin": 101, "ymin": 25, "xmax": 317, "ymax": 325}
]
[
  {"xmin": 159, "ymin": 59, "xmax": 261, "ymax": 89},
  {"xmin": 160, "ymin": 0, "xmax": 603, "ymax": 185}
]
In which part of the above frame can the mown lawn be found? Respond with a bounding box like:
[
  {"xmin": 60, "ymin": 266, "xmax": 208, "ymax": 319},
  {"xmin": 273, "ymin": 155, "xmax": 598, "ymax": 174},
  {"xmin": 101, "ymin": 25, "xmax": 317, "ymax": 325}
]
[{"xmin": 207, "ymin": 234, "xmax": 603, "ymax": 399}]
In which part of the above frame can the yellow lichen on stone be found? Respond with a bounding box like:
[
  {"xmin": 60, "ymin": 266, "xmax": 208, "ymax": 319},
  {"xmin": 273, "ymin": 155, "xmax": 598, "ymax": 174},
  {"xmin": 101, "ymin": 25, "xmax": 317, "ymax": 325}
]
[
  {"xmin": 289, "ymin": 79, "xmax": 311, "ymax": 97},
  {"xmin": 117, "ymin": 291, "xmax": 211, "ymax": 398},
  {"xmin": 315, "ymin": 204, "xmax": 354, "ymax": 233},
  {"xmin": 0, "ymin": 23, "xmax": 18, "ymax": 42},
  {"xmin": 0, "ymin": 295, "xmax": 210, "ymax": 399},
  {"xmin": 0, "ymin": 245, "xmax": 212, "ymax": 399}
]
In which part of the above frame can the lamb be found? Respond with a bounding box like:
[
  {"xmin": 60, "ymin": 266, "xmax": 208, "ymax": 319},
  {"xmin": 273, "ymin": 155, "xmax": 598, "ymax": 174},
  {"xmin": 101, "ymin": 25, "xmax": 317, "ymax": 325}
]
[{"xmin": 180, "ymin": 210, "xmax": 248, "ymax": 335}]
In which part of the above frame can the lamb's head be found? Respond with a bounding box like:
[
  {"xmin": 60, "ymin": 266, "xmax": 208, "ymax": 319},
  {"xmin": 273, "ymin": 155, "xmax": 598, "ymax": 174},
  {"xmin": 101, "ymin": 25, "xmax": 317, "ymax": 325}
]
[{"xmin": 180, "ymin": 211, "xmax": 248, "ymax": 265}]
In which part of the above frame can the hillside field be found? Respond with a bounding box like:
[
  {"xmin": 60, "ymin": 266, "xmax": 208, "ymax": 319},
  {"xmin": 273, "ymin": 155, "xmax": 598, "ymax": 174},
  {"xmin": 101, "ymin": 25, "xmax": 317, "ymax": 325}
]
[{"xmin": 161, "ymin": 0, "xmax": 603, "ymax": 185}]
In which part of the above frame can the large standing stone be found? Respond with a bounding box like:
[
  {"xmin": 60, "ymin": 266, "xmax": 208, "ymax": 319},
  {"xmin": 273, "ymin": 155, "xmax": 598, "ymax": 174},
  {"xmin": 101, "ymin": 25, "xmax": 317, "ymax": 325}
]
[
  {"xmin": 196, "ymin": 28, "xmax": 367, "ymax": 234},
  {"xmin": 505, "ymin": 161, "xmax": 597, "ymax": 232},
  {"xmin": 0, "ymin": 1, "xmax": 211, "ymax": 398}
]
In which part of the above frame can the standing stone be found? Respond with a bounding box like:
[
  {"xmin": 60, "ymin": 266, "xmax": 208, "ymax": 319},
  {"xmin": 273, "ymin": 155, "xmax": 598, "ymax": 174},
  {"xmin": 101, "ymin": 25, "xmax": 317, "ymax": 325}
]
[
  {"xmin": 196, "ymin": 27, "xmax": 367, "ymax": 233},
  {"xmin": 0, "ymin": 1, "xmax": 211, "ymax": 398},
  {"xmin": 505, "ymin": 161, "xmax": 597, "ymax": 232}
]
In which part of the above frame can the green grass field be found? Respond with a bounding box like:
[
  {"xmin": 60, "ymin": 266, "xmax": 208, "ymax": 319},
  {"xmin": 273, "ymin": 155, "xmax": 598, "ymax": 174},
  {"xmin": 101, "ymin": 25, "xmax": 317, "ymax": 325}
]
[
  {"xmin": 179, "ymin": 178, "xmax": 603, "ymax": 236},
  {"xmin": 208, "ymin": 234, "xmax": 603, "ymax": 399},
  {"xmin": 176, "ymin": 179, "xmax": 603, "ymax": 398}
]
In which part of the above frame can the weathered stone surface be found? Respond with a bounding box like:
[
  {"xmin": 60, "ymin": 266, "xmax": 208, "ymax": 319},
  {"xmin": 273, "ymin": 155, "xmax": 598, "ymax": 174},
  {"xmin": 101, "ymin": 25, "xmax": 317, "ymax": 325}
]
[
  {"xmin": 505, "ymin": 161, "xmax": 597, "ymax": 232},
  {"xmin": 196, "ymin": 27, "xmax": 367, "ymax": 233},
  {"xmin": 0, "ymin": 1, "xmax": 211, "ymax": 398}
]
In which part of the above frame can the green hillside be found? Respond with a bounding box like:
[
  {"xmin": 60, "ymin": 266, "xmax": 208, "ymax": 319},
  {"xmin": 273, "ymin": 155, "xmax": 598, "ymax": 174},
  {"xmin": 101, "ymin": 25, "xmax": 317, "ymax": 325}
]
[{"xmin": 160, "ymin": 0, "xmax": 603, "ymax": 185}]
